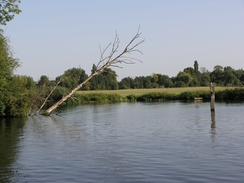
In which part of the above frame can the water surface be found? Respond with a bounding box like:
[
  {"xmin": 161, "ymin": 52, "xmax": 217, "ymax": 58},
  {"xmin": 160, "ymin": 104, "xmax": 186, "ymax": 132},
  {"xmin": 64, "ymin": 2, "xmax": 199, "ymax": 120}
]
[{"xmin": 1, "ymin": 102, "xmax": 244, "ymax": 182}]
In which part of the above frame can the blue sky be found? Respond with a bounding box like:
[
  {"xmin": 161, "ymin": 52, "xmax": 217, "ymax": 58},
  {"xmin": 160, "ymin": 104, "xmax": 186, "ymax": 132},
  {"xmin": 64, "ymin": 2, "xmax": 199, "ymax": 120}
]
[{"xmin": 4, "ymin": 0, "xmax": 244, "ymax": 81}]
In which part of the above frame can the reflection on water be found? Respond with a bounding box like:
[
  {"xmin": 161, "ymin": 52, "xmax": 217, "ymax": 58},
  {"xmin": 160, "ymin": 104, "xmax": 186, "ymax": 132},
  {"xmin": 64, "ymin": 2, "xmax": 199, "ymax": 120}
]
[
  {"xmin": 211, "ymin": 111, "xmax": 216, "ymax": 128},
  {"xmin": 0, "ymin": 102, "xmax": 244, "ymax": 182},
  {"xmin": 0, "ymin": 117, "xmax": 26, "ymax": 183}
]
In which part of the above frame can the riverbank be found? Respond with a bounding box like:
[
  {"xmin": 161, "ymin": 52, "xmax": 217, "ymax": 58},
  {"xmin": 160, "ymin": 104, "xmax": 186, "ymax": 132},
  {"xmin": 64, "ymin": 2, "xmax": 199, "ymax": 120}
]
[{"xmin": 73, "ymin": 87, "xmax": 244, "ymax": 103}]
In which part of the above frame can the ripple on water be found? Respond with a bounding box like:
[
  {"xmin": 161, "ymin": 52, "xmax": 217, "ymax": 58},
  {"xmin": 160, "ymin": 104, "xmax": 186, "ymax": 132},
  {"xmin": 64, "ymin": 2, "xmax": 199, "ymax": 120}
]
[{"xmin": 1, "ymin": 102, "xmax": 244, "ymax": 182}]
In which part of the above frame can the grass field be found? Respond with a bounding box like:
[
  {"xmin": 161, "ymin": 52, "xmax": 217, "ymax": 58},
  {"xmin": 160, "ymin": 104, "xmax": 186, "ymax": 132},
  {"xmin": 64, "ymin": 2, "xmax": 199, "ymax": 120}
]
[{"xmin": 76, "ymin": 87, "xmax": 233, "ymax": 97}]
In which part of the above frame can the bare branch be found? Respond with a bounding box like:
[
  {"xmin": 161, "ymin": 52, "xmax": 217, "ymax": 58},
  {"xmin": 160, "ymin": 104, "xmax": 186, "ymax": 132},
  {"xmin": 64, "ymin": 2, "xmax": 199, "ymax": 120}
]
[{"xmin": 42, "ymin": 29, "xmax": 144, "ymax": 116}]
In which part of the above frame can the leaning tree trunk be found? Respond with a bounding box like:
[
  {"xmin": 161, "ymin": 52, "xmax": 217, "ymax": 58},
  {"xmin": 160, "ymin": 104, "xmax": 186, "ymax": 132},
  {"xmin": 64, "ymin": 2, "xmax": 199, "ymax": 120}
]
[
  {"xmin": 42, "ymin": 72, "xmax": 98, "ymax": 115},
  {"xmin": 42, "ymin": 29, "xmax": 144, "ymax": 116}
]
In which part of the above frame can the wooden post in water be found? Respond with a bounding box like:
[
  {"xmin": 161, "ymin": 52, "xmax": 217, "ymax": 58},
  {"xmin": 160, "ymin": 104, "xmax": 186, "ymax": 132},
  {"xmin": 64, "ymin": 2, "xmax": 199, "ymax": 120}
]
[
  {"xmin": 210, "ymin": 82, "xmax": 216, "ymax": 128},
  {"xmin": 210, "ymin": 82, "xmax": 215, "ymax": 112}
]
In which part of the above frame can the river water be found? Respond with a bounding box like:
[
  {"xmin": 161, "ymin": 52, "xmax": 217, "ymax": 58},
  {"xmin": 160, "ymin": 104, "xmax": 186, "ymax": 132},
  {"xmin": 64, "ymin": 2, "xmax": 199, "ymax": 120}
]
[{"xmin": 0, "ymin": 101, "xmax": 244, "ymax": 182}]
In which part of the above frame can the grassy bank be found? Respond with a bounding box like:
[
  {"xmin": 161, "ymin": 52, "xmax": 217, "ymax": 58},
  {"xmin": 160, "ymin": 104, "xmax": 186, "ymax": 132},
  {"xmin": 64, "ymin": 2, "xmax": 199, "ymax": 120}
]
[
  {"xmin": 77, "ymin": 87, "xmax": 231, "ymax": 97},
  {"xmin": 73, "ymin": 87, "xmax": 244, "ymax": 103}
]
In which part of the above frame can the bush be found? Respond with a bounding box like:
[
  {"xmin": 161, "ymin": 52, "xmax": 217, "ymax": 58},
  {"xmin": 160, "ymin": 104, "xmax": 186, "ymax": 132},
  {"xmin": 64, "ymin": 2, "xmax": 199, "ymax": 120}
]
[
  {"xmin": 72, "ymin": 93, "xmax": 125, "ymax": 104},
  {"xmin": 137, "ymin": 92, "xmax": 177, "ymax": 101},
  {"xmin": 178, "ymin": 91, "xmax": 194, "ymax": 100},
  {"xmin": 126, "ymin": 94, "xmax": 137, "ymax": 102},
  {"xmin": 216, "ymin": 88, "xmax": 244, "ymax": 101}
]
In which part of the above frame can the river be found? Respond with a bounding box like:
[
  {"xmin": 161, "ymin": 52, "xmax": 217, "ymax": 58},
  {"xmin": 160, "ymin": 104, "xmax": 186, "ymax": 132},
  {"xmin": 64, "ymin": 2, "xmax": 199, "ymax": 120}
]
[{"xmin": 1, "ymin": 101, "xmax": 244, "ymax": 182}]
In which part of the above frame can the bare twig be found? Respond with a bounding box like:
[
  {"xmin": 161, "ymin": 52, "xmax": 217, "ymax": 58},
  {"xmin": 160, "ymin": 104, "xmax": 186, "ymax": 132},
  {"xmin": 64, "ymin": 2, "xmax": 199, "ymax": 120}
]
[{"xmin": 42, "ymin": 28, "xmax": 144, "ymax": 116}]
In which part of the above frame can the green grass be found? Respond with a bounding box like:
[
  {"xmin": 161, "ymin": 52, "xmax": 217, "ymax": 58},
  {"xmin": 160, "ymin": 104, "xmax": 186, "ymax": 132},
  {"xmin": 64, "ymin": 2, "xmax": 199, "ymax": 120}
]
[{"xmin": 77, "ymin": 87, "xmax": 233, "ymax": 97}]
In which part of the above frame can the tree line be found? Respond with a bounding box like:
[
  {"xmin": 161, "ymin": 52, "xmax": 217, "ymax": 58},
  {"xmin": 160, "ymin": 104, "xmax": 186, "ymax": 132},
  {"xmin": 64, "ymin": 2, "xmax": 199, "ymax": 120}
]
[
  {"xmin": 1, "ymin": 29, "xmax": 244, "ymax": 117},
  {"xmin": 38, "ymin": 60, "xmax": 244, "ymax": 91}
]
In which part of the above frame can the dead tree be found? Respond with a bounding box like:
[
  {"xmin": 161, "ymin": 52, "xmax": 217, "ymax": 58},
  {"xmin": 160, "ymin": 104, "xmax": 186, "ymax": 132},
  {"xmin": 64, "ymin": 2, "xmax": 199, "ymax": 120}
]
[
  {"xmin": 35, "ymin": 77, "xmax": 63, "ymax": 115},
  {"xmin": 42, "ymin": 29, "xmax": 144, "ymax": 116}
]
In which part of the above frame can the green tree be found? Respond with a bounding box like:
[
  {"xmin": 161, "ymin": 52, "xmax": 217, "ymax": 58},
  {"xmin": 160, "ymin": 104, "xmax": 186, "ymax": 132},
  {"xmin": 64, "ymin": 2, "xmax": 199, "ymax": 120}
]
[
  {"xmin": 38, "ymin": 75, "xmax": 51, "ymax": 87},
  {"xmin": 200, "ymin": 72, "xmax": 210, "ymax": 86},
  {"xmin": 0, "ymin": 32, "xmax": 20, "ymax": 116},
  {"xmin": 213, "ymin": 65, "xmax": 223, "ymax": 72},
  {"xmin": 223, "ymin": 67, "xmax": 241, "ymax": 86},
  {"xmin": 119, "ymin": 77, "xmax": 134, "ymax": 89},
  {"xmin": 102, "ymin": 68, "xmax": 118, "ymax": 90},
  {"xmin": 194, "ymin": 60, "xmax": 199, "ymax": 72},
  {"xmin": 2, "ymin": 75, "xmax": 36, "ymax": 117},
  {"xmin": 183, "ymin": 67, "xmax": 200, "ymax": 86},
  {"xmin": 0, "ymin": 0, "xmax": 21, "ymax": 25},
  {"xmin": 210, "ymin": 65, "xmax": 225, "ymax": 86},
  {"xmin": 151, "ymin": 73, "xmax": 159, "ymax": 88},
  {"xmin": 184, "ymin": 61, "xmax": 202, "ymax": 86},
  {"xmin": 157, "ymin": 74, "xmax": 173, "ymax": 88},
  {"xmin": 134, "ymin": 76, "xmax": 144, "ymax": 88},
  {"xmin": 90, "ymin": 66, "xmax": 118, "ymax": 90},
  {"xmin": 143, "ymin": 76, "xmax": 153, "ymax": 88},
  {"xmin": 89, "ymin": 64, "xmax": 99, "ymax": 90},
  {"xmin": 0, "ymin": 32, "xmax": 19, "ymax": 79},
  {"xmin": 57, "ymin": 68, "xmax": 88, "ymax": 90},
  {"xmin": 174, "ymin": 71, "xmax": 193, "ymax": 87}
]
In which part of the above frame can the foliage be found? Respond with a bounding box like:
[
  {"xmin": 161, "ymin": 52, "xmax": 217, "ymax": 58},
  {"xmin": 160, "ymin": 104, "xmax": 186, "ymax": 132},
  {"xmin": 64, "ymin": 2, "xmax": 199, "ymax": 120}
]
[
  {"xmin": 2, "ymin": 75, "xmax": 36, "ymax": 117},
  {"xmin": 174, "ymin": 71, "xmax": 193, "ymax": 87},
  {"xmin": 137, "ymin": 92, "xmax": 177, "ymax": 102},
  {"xmin": 56, "ymin": 67, "xmax": 89, "ymax": 90},
  {"xmin": 0, "ymin": 32, "xmax": 22, "ymax": 117},
  {"xmin": 0, "ymin": 0, "xmax": 21, "ymax": 25},
  {"xmin": 126, "ymin": 94, "xmax": 137, "ymax": 102},
  {"xmin": 73, "ymin": 93, "xmax": 125, "ymax": 104},
  {"xmin": 37, "ymin": 75, "xmax": 53, "ymax": 87},
  {"xmin": 133, "ymin": 89, "xmax": 244, "ymax": 102},
  {"xmin": 90, "ymin": 66, "xmax": 118, "ymax": 90},
  {"xmin": 117, "ymin": 62, "xmax": 244, "ymax": 89},
  {"xmin": 119, "ymin": 77, "xmax": 134, "ymax": 89},
  {"xmin": 0, "ymin": 32, "xmax": 19, "ymax": 78},
  {"xmin": 215, "ymin": 88, "xmax": 244, "ymax": 101},
  {"xmin": 157, "ymin": 74, "xmax": 173, "ymax": 88},
  {"xmin": 194, "ymin": 60, "xmax": 199, "ymax": 72}
]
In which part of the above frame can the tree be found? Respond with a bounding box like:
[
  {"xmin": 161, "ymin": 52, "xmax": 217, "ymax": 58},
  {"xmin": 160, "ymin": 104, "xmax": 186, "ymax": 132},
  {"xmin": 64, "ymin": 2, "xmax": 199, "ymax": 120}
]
[
  {"xmin": 119, "ymin": 77, "xmax": 134, "ymax": 89},
  {"xmin": 0, "ymin": 32, "xmax": 19, "ymax": 78},
  {"xmin": 200, "ymin": 67, "xmax": 208, "ymax": 73},
  {"xmin": 132, "ymin": 76, "xmax": 141, "ymax": 88},
  {"xmin": 200, "ymin": 72, "xmax": 210, "ymax": 86},
  {"xmin": 38, "ymin": 75, "xmax": 51, "ymax": 87},
  {"xmin": 102, "ymin": 68, "xmax": 118, "ymax": 90},
  {"xmin": 213, "ymin": 65, "xmax": 223, "ymax": 72},
  {"xmin": 3, "ymin": 75, "xmax": 34, "ymax": 117},
  {"xmin": 89, "ymin": 67, "xmax": 118, "ymax": 90},
  {"xmin": 57, "ymin": 67, "xmax": 88, "ymax": 90},
  {"xmin": 143, "ymin": 76, "xmax": 152, "ymax": 88},
  {"xmin": 194, "ymin": 60, "xmax": 199, "ymax": 72},
  {"xmin": 184, "ymin": 67, "xmax": 195, "ymax": 76},
  {"xmin": 42, "ymin": 29, "xmax": 144, "ymax": 115},
  {"xmin": 224, "ymin": 70, "xmax": 240, "ymax": 86},
  {"xmin": 0, "ymin": 0, "xmax": 21, "ymax": 25},
  {"xmin": 210, "ymin": 65, "xmax": 225, "ymax": 86},
  {"xmin": 184, "ymin": 61, "xmax": 201, "ymax": 87},
  {"xmin": 151, "ymin": 73, "xmax": 159, "ymax": 88},
  {"xmin": 157, "ymin": 74, "xmax": 173, "ymax": 88},
  {"xmin": 174, "ymin": 71, "xmax": 193, "ymax": 87},
  {"xmin": 0, "ymin": 31, "xmax": 20, "ymax": 116}
]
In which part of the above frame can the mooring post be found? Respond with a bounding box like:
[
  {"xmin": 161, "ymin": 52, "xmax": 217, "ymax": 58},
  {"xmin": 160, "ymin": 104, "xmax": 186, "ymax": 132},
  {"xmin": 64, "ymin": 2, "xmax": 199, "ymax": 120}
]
[
  {"xmin": 210, "ymin": 82, "xmax": 216, "ymax": 128},
  {"xmin": 210, "ymin": 82, "xmax": 215, "ymax": 112}
]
